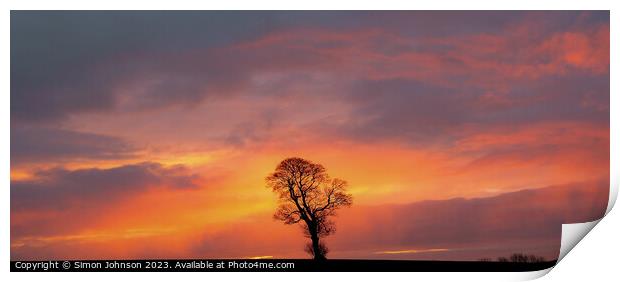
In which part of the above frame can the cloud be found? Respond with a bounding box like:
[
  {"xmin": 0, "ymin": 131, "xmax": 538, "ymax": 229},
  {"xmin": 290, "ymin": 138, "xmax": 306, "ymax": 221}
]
[
  {"xmin": 11, "ymin": 162, "xmax": 199, "ymax": 213},
  {"xmin": 11, "ymin": 162, "xmax": 202, "ymax": 246},
  {"xmin": 327, "ymin": 180, "xmax": 608, "ymax": 260},
  {"xmin": 315, "ymin": 73, "xmax": 607, "ymax": 147},
  {"xmin": 11, "ymin": 126, "xmax": 138, "ymax": 166},
  {"xmin": 186, "ymin": 180, "xmax": 608, "ymax": 261},
  {"xmin": 10, "ymin": 172, "xmax": 608, "ymax": 260},
  {"xmin": 10, "ymin": 11, "xmax": 284, "ymax": 122},
  {"xmin": 334, "ymin": 79, "xmax": 474, "ymax": 145},
  {"xmin": 11, "ymin": 11, "xmax": 608, "ymax": 127}
]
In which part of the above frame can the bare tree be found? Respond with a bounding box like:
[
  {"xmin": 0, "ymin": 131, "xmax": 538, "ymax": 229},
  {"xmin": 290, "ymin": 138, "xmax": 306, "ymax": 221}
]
[
  {"xmin": 496, "ymin": 253, "xmax": 546, "ymax": 263},
  {"xmin": 266, "ymin": 157, "xmax": 353, "ymax": 260}
]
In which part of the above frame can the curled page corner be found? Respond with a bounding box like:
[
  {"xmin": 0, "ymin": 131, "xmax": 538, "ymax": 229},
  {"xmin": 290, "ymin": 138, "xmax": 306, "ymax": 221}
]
[
  {"xmin": 558, "ymin": 219, "xmax": 601, "ymax": 262},
  {"xmin": 515, "ymin": 267, "xmax": 554, "ymax": 281},
  {"xmin": 556, "ymin": 177, "xmax": 617, "ymax": 264},
  {"xmin": 606, "ymin": 175, "xmax": 618, "ymax": 215},
  {"xmin": 519, "ymin": 220, "xmax": 603, "ymax": 280}
]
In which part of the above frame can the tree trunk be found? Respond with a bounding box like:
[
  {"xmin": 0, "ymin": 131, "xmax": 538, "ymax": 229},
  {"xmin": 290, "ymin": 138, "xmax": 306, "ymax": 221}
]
[
  {"xmin": 306, "ymin": 221, "xmax": 326, "ymax": 260},
  {"xmin": 311, "ymin": 233, "xmax": 325, "ymax": 260}
]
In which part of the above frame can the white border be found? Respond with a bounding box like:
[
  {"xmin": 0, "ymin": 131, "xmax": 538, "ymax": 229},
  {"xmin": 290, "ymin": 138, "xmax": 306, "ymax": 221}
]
[
  {"xmin": 0, "ymin": 0, "xmax": 614, "ymax": 10},
  {"xmin": 2, "ymin": 1, "xmax": 618, "ymax": 281}
]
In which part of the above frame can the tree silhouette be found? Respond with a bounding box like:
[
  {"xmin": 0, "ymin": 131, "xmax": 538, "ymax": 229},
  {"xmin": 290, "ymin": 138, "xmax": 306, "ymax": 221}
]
[
  {"xmin": 496, "ymin": 253, "xmax": 546, "ymax": 263},
  {"xmin": 266, "ymin": 157, "xmax": 352, "ymax": 260}
]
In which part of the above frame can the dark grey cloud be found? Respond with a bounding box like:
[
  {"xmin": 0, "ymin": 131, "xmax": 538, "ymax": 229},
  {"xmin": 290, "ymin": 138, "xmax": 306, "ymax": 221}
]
[
  {"xmin": 9, "ymin": 11, "xmax": 376, "ymax": 122},
  {"xmin": 473, "ymin": 74, "xmax": 610, "ymax": 126},
  {"xmin": 10, "ymin": 11, "xmax": 284, "ymax": 122},
  {"xmin": 12, "ymin": 11, "xmax": 607, "ymax": 123},
  {"xmin": 325, "ymin": 72, "xmax": 609, "ymax": 147},
  {"xmin": 340, "ymin": 79, "xmax": 474, "ymax": 145},
  {"xmin": 10, "ymin": 162, "xmax": 205, "ymax": 249},
  {"xmin": 11, "ymin": 126, "xmax": 137, "ymax": 166},
  {"xmin": 11, "ymin": 162, "xmax": 199, "ymax": 213},
  {"xmin": 331, "ymin": 180, "xmax": 608, "ymax": 252}
]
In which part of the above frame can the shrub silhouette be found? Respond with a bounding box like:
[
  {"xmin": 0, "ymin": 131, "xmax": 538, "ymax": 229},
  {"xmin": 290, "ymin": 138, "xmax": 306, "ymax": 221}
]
[
  {"xmin": 304, "ymin": 241, "xmax": 329, "ymax": 259},
  {"xmin": 496, "ymin": 253, "xmax": 546, "ymax": 263}
]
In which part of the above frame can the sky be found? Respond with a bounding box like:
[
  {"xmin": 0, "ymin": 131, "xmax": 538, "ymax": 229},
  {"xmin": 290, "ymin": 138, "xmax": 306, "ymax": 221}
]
[{"xmin": 10, "ymin": 11, "xmax": 609, "ymax": 261}]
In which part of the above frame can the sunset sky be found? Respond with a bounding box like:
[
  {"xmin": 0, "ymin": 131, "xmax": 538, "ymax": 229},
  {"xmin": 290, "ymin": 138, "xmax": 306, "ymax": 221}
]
[{"xmin": 11, "ymin": 11, "xmax": 609, "ymax": 261}]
